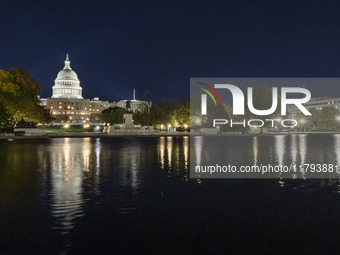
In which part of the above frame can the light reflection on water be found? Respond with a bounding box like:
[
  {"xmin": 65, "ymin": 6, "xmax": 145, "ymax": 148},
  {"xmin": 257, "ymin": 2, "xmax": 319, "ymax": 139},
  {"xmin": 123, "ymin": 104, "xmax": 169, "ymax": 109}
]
[
  {"xmin": 167, "ymin": 136, "xmax": 173, "ymax": 172},
  {"xmin": 49, "ymin": 138, "xmax": 86, "ymax": 235},
  {"xmin": 158, "ymin": 136, "xmax": 190, "ymax": 173},
  {"xmin": 36, "ymin": 136, "xmax": 191, "ymax": 236},
  {"xmin": 42, "ymin": 134, "xmax": 340, "ymax": 234},
  {"xmin": 253, "ymin": 136, "xmax": 258, "ymax": 166},
  {"xmin": 193, "ymin": 134, "xmax": 340, "ymax": 189},
  {"xmin": 1, "ymin": 135, "xmax": 340, "ymax": 254}
]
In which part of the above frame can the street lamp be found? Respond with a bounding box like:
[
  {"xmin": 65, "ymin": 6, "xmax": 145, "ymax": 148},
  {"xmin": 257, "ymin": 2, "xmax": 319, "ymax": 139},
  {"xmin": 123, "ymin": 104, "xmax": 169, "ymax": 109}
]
[
  {"xmin": 300, "ymin": 119, "xmax": 305, "ymax": 132},
  {"xmin": 83, "ymin": 124, "xmax": 90, "ymax": 131},
  {"xmin": 336, "ymin": 116, "xmax": 340, "ymax": 132},
  {"xmin": 64, "ymin": 124, "xmax": 69, "ymax": 133},
  {"xmin": 276, "ymin": 118, "xmax": 282, "ymax": 131}
]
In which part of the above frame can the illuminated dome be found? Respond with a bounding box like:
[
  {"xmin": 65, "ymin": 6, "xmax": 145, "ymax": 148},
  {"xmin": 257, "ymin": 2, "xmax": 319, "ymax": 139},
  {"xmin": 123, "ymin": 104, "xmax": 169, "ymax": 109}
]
[{"xmin": 52, "ymin": 54, "xmax": 83, "ymax": 99}]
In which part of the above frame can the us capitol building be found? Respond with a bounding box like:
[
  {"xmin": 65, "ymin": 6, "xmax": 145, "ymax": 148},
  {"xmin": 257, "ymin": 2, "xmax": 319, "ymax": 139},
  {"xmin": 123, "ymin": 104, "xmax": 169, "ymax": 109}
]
[{"xmin": 41, "ymin": 54, "xmax": 151, "ymax": 124}]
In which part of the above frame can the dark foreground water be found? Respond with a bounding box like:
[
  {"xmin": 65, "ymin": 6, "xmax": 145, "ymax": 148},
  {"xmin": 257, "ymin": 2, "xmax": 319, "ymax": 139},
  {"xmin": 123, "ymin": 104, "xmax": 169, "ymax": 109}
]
[{"xmin": 0, "ymin": 135, "xmax": 339, "ymax": 254}]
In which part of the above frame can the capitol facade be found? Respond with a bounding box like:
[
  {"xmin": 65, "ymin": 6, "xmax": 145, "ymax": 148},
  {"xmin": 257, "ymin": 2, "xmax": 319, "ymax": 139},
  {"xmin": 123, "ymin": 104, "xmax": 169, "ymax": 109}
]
[
  {"xmin": 41, "ymin": 54, "xmax": 152, "ymax": 125},
  {"xmin": 41, "ymin": 55, "xmax": 109, "ymax": 124}
]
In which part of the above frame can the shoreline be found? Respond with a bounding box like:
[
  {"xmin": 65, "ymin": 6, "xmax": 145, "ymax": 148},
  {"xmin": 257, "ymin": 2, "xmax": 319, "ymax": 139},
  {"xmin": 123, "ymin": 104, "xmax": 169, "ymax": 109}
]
[
  {"xmin": 46, "ymin": 132, "xmax": 190, "ymax": 138},
  {"xmin": 0, "ymin": 131, "xmax": 339, "ymax": 139},
  {"xmin": 0, "ymin": 131, "xmax": 190, "ymax": 139}
]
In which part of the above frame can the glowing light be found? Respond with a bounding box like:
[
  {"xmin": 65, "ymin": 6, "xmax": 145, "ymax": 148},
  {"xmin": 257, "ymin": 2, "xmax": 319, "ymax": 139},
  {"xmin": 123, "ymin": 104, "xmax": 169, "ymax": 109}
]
[
  {"xmin": 64, "ymin": 124, "xmax": 69, "ymax": 128},
  {"xmin": 184, "ymin": 124, "xmax": 188, "ymax": 128}
]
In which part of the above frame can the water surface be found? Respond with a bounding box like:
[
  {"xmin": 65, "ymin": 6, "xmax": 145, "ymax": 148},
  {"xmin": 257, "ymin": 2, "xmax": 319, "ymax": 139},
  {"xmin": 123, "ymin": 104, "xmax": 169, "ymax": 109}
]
[{"xmin": 0, "ymin": 135, "xmax": 339, "ymax": 254}]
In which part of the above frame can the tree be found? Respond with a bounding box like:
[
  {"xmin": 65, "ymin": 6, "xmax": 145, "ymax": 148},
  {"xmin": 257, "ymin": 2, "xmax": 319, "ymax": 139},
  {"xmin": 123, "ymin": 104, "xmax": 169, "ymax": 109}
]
[
  {"xmin": 130, "ymin": 90, "xmax": 152, "ymax": 126},
  {"xmin": 0, "ymin": 102, "xmax": 12, "ymax": 132},
  {"xmin": 101, "ymin": 107, "xmax": 126, "ymax": 125},
  {"xmin": 203, "ymin": 94, "xmax": 229, "ymax": 129},
  {"xmin": 0, "ymin": 69, "xmax": 51, "ymax": 131},
  {"xmin": 309, "ymin": 107, "xmax": 338, "ymax": 131},
  {"xmin": 173, "ymin": 99, "xmax": 190, "ymax": 125},
  {"xmin": 189, "ymin": 92, "xmax": 229, "ymax": 130},
  {"xmin": 133, "ymin": 109, "xmax": 151, "ymax": 126},
  {"xmin": 319, "ymin": 107, "xmax": 338, "ymax": 131},
  {"xmin": 150, "ymin": 99, "xmax": 177, "ymax": 127}
]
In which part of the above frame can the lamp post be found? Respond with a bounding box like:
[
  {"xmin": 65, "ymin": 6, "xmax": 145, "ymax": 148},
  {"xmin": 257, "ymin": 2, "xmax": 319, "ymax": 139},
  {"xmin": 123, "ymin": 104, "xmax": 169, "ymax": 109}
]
[
  {"xmin": 300, "ymin": 119, "xmax": 305, "ymax": 132},
  {"xmin": 64, "ymin": 124, "xmax": 69, "ymax": 133},
  {"xmin": 336, "ymin": 116, "xmax": 340, "ymax": 132},
  {"xmin": 195, "ymin": 118, "xmax": 201, "ymax": 129},
  {"xmin": 83, "ymin": 124, "xmax": 90, "ymax": 132},
  {"xmin": 276, "ymin": 118, "xmax": 282, "ymax": 132}
]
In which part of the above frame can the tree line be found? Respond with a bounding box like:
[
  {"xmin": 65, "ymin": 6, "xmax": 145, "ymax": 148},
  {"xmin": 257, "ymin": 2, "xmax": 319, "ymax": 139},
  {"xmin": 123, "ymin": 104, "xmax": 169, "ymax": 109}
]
[
  {"xmin": 101, "ymin": 99, "xmax": 190, "ymax": 129},
  {"xmin": 2, "ymin": 70, "xmax": 340, "ymax": 133}
]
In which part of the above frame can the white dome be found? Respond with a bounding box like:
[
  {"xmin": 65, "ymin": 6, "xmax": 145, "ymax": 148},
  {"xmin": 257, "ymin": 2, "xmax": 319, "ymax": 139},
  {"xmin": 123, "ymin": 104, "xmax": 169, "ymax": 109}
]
[
  {"xmin": 52, "ymin": 54, "xmax": 83, "ymax": 99},
  {"xmin": 56, "ymin": 68, "xmax": 79, "ymax": 81}
]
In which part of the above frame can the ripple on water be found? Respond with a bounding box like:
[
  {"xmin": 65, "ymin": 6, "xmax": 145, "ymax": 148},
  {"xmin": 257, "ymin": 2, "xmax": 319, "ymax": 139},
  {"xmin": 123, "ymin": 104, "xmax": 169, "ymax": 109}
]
[
  {"xmin": 281, "ymin": 178, "xmax": 340, "ymax": 195},
  {"xmin": 49, "ymin": 190, "xmax": 85, "ymax": 235}
]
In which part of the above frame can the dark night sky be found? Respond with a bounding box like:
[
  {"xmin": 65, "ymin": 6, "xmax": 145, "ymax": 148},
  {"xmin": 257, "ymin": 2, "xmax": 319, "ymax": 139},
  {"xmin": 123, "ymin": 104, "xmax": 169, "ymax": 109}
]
[{"xmin": 1, "ymin": 0, "xmax": 340, "ymax": 102}]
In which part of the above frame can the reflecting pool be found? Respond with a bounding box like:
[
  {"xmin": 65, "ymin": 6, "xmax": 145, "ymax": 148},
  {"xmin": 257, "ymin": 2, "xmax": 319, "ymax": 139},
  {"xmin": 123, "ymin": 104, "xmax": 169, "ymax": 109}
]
[{"xmin": 0, "ymin": 135, "xmax": 339, "ymax": 254}]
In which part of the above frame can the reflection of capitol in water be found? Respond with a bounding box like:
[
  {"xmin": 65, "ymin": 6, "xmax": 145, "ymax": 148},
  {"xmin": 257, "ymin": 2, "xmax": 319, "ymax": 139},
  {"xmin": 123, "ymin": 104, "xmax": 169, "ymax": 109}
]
[
  {"xmin": 51, "ymin": 138, "xmax": 93, "ymax": 234},
  {"xmin": 36, "ymin": 136, "xmax": 192, "ymax": 236},
  {"xmin": 38, "ymin": 138, "xmax": 101, "ymax": 235},
  {"xmin": 36, "ymin": 136, "xmax": 191, "ymax": 234}
]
